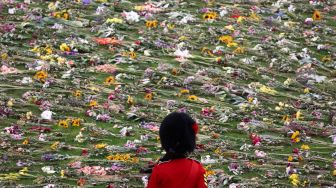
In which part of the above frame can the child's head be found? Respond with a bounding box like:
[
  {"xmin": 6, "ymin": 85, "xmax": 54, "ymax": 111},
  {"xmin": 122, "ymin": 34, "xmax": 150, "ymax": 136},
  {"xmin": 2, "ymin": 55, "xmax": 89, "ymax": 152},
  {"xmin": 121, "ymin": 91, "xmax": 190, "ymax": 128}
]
[{"xmin": 159, "ymin": 112, "xmax": 198, "ymax": 155}]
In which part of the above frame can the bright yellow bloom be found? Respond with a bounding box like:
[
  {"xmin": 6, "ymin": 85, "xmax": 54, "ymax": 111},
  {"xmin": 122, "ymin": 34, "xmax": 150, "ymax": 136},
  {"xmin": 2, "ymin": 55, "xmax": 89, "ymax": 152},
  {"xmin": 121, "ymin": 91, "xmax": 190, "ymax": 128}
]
[
  {"xmin": 104, "ymin": 76, "xmax": 115, "ymax": 85},
  {"xmin": 89, "ymin": 100, "xmax": 98, "ymax": 107},
  {"xmin": 296, "ymin": 110, "xmax": 303, "ymax": 120},
  {"xmin": 188, "ymin": 95, "xmax": 198, "ymax": 101},
  {"xmin": 234, "ymin": 47, "xmax": 245, "ymax": 54},
  {"xmin": 106, "ymin": 18, "xmax": 123, "ymax": 24},
  {"xmin": 95, "ymin": 143, "xmax": 107, "ymax": 149},
  {"xmin": 249, "ymin": 12, "xmax": 260, "ymax": 22},
  {"xmin": 218, "ymin": 35, "xmax": 233, "ymax": 44},
  {"xmin": 60, "ymin": 43, "xmax": 70, "ymax": 52},
  {"xmin": 288, "ymin": 155, "xmax": 293, "ymax": 162},
  {"xmin": 259, "ymin": 85, "xmax": 277, "ymax": 95},
  {"xmin": 301, "ymin": 144, "xmax": 310, "ymax": 151},
  {"xmin": 203, "ymin": 12, "xmax": 217, "ymax": 20},
  {"xmin": 303, "ymin": 88, "xmax": 310, "ymax": 94},
  {"xmin": 34, "ymin": 71, "xmax": 48, "ymax": 81},
  {"xmin": 227, "ymin": 42, "xmax": 238, "ymax": 47},
  {"xmin": 180, "ymin": 89, "xmax": 190, "ymax": 94},
  {"xmin": 289, "ymin": 173, "xmax": 300, "ymax": 186},
  {"xmin": 22, "ymin": 138, "xmax": 29, "ymax": 145},
  {"xmin": 50, "ymin": 141, "xmax": 60, "ymax": 150},
  {"xmin": 58, "ymin": 120, "xmax": 69, "ymax": 128},
  {"xmin": 291, "ymin": 131, "xmax": 300, "ymax": 140},
  {"xmin": 73, "ymin": 90, "xmax": 82, "ymax": 97},
  {"xmin": 146, "ymin": 20, "xmax": 158, "ymax": 28}
]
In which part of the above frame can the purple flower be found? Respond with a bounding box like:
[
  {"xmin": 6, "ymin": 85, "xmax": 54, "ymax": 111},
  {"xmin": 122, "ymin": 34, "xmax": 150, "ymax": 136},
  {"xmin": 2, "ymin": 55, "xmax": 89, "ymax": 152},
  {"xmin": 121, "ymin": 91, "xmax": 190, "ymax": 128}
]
[{"xmin": 83, "ymin": 0, "xmax": 91, "ymax": 5}]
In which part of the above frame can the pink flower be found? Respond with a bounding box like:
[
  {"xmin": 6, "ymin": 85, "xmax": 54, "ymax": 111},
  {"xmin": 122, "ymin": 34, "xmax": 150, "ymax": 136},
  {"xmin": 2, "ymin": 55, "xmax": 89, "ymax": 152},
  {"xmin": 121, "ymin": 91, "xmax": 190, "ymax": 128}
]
[
  {"xmin": 255, "ymin": 150, "xmax": 267, "ymax": 158},
  {"xmin": 0, "ymin": 65, "xmax": 18, "ymax": 74}
]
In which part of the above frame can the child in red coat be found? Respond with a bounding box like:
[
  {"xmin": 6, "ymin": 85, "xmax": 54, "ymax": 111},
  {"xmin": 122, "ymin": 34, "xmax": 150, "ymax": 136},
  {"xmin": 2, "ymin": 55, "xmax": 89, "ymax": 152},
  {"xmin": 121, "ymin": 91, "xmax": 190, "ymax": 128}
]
[{"xmin": 146, "ymin": 112, "xmax": 207, "ymax": 188}]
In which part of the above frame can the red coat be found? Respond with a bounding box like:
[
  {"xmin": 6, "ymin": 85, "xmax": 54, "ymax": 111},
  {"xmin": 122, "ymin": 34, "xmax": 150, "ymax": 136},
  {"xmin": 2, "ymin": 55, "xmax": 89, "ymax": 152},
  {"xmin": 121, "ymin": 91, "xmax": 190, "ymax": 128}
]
[{"xmin": 147, "ymin": 158, "xmax": 207, "ymax": 188}]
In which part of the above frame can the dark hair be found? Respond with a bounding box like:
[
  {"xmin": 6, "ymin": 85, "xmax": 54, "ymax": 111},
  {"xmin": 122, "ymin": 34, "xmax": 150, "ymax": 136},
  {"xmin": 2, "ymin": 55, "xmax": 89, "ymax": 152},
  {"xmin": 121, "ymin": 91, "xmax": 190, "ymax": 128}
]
[{"xmin": 159, "ymin": 112, "xmax": 196, "ymax": 157}]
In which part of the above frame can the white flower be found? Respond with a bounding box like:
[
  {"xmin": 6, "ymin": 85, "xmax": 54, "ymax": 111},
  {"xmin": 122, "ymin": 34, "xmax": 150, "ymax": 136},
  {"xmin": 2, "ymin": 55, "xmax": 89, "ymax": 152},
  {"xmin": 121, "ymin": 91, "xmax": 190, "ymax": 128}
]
[
  {"xmin": 41, "ymin": 166, "xmax": 55, "ymax": 174},
  {"xmin": 123, "ymin": 11, "xmax": 140, "ymax": 23},
  {"xmin": 173, "ymin": 49, "xmax": 192, "ymax": 59},
  {"xmin": 21, "ymin": 77, "xmax": 33, "ymax": 84},
  {"xmin": 144, "ymin": 50, "xmax": 151, "ymax": 56},
  {"xmin": 288, "ymin": 4, "xmax": 296, "ymax": 12},
  {"xmin": 41, "ymin": 110, "xmax": 53, "ymax": 120}
]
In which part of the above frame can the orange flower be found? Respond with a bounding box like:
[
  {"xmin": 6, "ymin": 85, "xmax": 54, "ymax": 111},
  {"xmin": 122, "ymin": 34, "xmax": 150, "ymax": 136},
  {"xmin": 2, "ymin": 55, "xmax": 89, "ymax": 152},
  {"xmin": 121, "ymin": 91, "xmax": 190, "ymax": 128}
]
[
  {"xmin": 146, "ymin": 20, "xmax": 158, "ymax": 28},
  {"xmin": 104, "ymin": 76, "xmax": 115, "ymax": 85},
  {"xmin": 312, "ymin": 10, "xmax": 321, "ymax": 20},
  {"xmin": 89, "ymin": 100, "xmax": 98, "ymax": 107},
  {"xmin": 34, "ymin": 71, "xmax": 48, "ymax": 82},
  {"xmin": 22, "ymin": 138, "xmax": 29, "ymax": 145},
  {"xmin": 219, "ymin": 35, "xmax": 233, "ymax": 44},
  {"xmin": 73, "ymin": 90, "xmax": 82, "ymax": 97},
  {"xmin": 144, "ymin": 93, "xmax": 153, "ymax": 101},
  {"xmin": 94, "ymin": 37, "xmax": 121, "ymax": 45},
  {"xmin": 71, "ymin": 118, "xmax": 81, "ymax": 127}
]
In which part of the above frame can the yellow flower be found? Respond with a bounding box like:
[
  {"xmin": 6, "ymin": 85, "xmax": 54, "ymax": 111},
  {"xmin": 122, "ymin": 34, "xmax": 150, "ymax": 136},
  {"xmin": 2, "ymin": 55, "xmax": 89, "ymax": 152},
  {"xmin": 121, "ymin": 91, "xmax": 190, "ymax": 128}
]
[
  {"xmin": 167, "ymin": 23, "xmax": 175, "ymax": 30},
  {"xmin": 218, "ymin": 35, "xmax": 233, "ymax": 44},
  {"xmin": 322, "ymin": 56, "xmax": 331, "ymax": 62},
  {"xmin": 106, "ymin": 18, "xmax": 123, "ymax": 24},
  {"xmin": 259, "ymin": 85, "xmax": 277, "ymax": 95},
  {"xmin": 227, "ymin": 42, "xmax": 238, "ymax": 47},
  {"xmin": 1, "ymin": 53, "xmax": 8, "ymax": 60},
  {"xmin": 104, "ymin": 76, "xmax": 115, "ymax": 85},
  {"xmin": 95, "ymin": 143, "xmax": 107, "ymax": 149},
  {"xmin": 288, "ymin": 155, "xmax": 293, "ymax": 162},
  {"xmin": 58, "ymin": 120, "xmax": 69, "ymax": 128},
  {"xmin": 312, "ymin": 10, "xmax": 321, "ymax": 20},
  {"xmin": 303, "ymin": 88, "xmax": 310, "ymax": 94},
  {"xmin": 44, "ymin": 46, "xmax": 53, "ymax": 55},
  {"xmin": 291, "ymin": 131, "xmax": 300, "ymax": 140},
  {"xmin": 71, "ymin": 118, "xmax": 81, "ymax": 127},
  {"xmin": 203, "ymin": 12, "xmax": 217, "ymax": 20},
  {"xmin": 60, "ymin": 43, "xmax": 70, "ymax": 52},
  {"xmin": 134, "ymin": 5, "xmax": 145, "ymax": 11},
  {"xmin": 144, "ymin": 93, "xmax": 153, "ymax": 101},
  {"xmin": 50, "ymin": 141, "xmax": 60, "ymax": 150},
  {"xmin": 180, "ymin": 89, "xmax": 190, "ymax": 95},
  {"xmin": 62, "ymin": 12, "xmax": 69, "ymax": 20},
  {"xmin": 289, "ymin": 173, "xmax": 300, "ymax": 186},
  {"xmin": 19, "ymin": 167, "xmax": 29, "ymax": 176},
  {"xmin": 146, "ymin": 20, "xmax": 158, "ymax": 28},
  {"xmin": 237, "ymin": 16, "xmax": 245, "ymax": 24},
  {"xmin": 249, "ymin": 12, "xmax": 260, "ymax": 22},
  {"xmin": 333, "ymin": 170, "xmax": 336, "ymax": 176},
  {"xmin": 301, "ymin": 144, "xmax": 310, "ymax": 151},
  {"xmin": 34, "ymin": 71, "xmax": 48, "ymax": 82},
  {"xmin": 22, "ymin": 138, "xmax": 29, "ymax": 145},
  {"xmin": 89, "ymin": 100, "xmax": 98, "ymax": 107},
  {"xmin": 171, "ymin": 68, "xmax": 178, "ymax": 75},
  {"xmin": 73, "ymin": 90, "xmax": 82, "ymax": 97},
  {"xmin": 282, "ymin": 115, "xmax": 291, "ymax": 123},
  {"xmin": 127, "ymin": 96, "xmax": 134, "ymax": 105},
  {"xmin": 234, "ymin": 47, "xmax": 245, "ymax": 54},
  {"xmin": 224, "ymin": 25, "xmax": 234, "ymax": 31},
  {"xmin": 296, "ymin": 110, "xmax": 303, "ymax": 120},
  {"xmin": 129, "ymin": 51, "xmax": 137, "ymax": 59},
  {"xmin": 188, "ymin": 95, "xmax": 198, "ymax": 101}
]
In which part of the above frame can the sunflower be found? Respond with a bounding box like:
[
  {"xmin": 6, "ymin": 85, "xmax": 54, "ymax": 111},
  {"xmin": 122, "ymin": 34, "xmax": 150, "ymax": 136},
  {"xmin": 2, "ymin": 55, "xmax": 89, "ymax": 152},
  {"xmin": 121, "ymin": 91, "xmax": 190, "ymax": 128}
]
[
  {"xmin": 129, "ymin": 51, "xmax": 137, "ymax": 59},
  {"xmin": 73, "ymin": 90, "xmax": 82, "ymax": 97},
  {"xmin": 34, "ymin": 71, "xmax": 48, "ymax": 82},
  {"xmin": 218, "ymin": 35, "xmax": 233, "ymax": 44},
  {"xmin": 58, "ymin": 120, "xmax": 69, "ymax": 128},
  {"xmin": 22, "ymin": 138, "xmax": 29, "ymax": 145},
  {"xmin": 144, "ymin": 93, "xmax": 153, "ymax": 101},
  {"xmin": 89, "ymin": 100, "xmax": 98, "ymax": 107},
  {"xmin": 188, "ymin": 95, "xmax": 198, "ymax": 101},
  {"xmin": 203, "ymin": 12, "xmax": 217, "ymax": 20},
  {"xmin": 146, "ymin": 20, "xmax": 158, "ymax": 28},
  {"xmin": 71, "ymin": 118, "xmax": 81, "ymax": 127},
  {"xmin": 104, "ymin": 76, "xmax": 115, "ymax": 85},
  {"xmin": 312, "ymin": 10, "xmax": 321, "ymax": 20}
]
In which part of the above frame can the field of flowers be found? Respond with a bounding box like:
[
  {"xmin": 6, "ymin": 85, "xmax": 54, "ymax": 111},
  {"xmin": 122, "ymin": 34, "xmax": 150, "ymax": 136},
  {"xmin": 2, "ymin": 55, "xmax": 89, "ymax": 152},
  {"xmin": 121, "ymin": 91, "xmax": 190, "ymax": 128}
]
[{"xmin": 1, "ymin": 0, "xmax": 336, "ymax": 187}]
